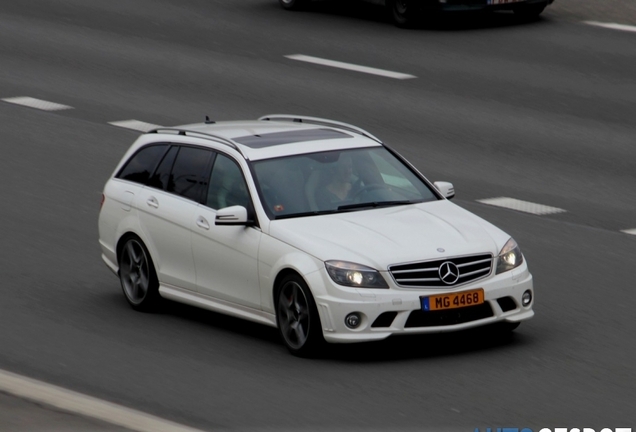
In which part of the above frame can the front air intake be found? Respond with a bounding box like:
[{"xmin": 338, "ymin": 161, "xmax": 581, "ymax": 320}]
[{"xmin": 405, "ymin": 303, "xmax": 493, "ymax": 328}]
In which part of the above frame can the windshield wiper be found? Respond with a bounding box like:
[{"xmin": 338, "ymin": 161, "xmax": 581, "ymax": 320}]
[
  {"xmin": 274, "ymin": 201, "xmax": 417, "ymax": 219},
  {"xmin": 274, "ymin": 210, "xmax": 339, "ymax": 220},
  {"xmin": 337, "ymin": 200, "xmax": 416, "ymax": 211}
]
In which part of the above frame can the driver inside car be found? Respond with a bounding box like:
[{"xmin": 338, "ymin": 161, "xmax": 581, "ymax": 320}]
[{"xmin": 315, "ymin": 154, "xmax": 354, "ymax": 208}]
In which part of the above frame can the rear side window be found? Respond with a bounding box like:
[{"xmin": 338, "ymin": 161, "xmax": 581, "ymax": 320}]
[
  {"xmin": 117, "ymin": 145, "xmax": 168, "ymax": 185},
  {"xmin": 147, "ymin": 146, "xmax": 178, "ymax": 191},
  {"xmin": 168, "ymin": 146, "xmax": 213, "ymax": 202}
]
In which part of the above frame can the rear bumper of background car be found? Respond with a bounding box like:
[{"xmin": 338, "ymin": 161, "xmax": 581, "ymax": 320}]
[
  {"xmin": 309, "ymin": 264, "xmax": 534, "ymax": 343},
  {"xmin": 417, "ymin": 0, "xmax": 553, "ymax": 12}
]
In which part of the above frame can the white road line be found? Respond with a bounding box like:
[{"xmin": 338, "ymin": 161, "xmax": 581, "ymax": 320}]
[
  {"xmin": 285, "ymin": 54, "xmax": 416, "ymax": 80},
  {"xmin": 109, "ymin": 120, "xmax": 162, "ymax": 132},
  {"xmin": 585, "ymin": 21, "xmax": 636, "ymax": 33},
  {"xmin": 621, "ymin": 229, "xmax": 636, "ymax": 236},
  {"xmin": 0, "ymin": 369, "xmax": 208, "ymax": 432},
  {"xmin": 2, "ymin": 96, "xmax": 73, "ymax": 111},
  {"xmin": 477, "ymin": 197, "xmax": 566, "ymax": 215}
]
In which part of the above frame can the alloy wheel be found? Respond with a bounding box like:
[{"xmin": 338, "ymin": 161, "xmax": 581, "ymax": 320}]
[
  {"xmin": 278, "ymin": 281, "xmax": 311, "ymax": 350},
  {"xmin": 394, "ymin": 0, "xmax": 408, "ymax": 15},
  {"xmin": 120, "ymin": 239, "xmax": 150, "ymax": 305}
]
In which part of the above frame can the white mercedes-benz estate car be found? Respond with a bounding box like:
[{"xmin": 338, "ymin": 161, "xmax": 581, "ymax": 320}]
[{"xmin": 98, "ymin": 115, "xmax": 533, "ymax": 356}]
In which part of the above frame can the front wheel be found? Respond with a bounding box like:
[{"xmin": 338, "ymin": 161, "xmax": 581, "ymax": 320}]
[
  {"xmin": 118, "ymin": 236, "xmax": 160, "ymax": 311},
  {"xmin": 276, "ymin": 274, "xmax": 324, "ymax": 357},
  {"xmin": 387, "ymin": 0, "xmax": 420, "ymax": 28},
  {"xmin": 279, "ymin": 0, "xmax": 307, "ymax": 10}
]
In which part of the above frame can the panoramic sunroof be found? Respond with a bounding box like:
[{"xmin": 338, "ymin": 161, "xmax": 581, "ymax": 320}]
[{"xmin": 233, "ymin": 128, "xmax": 352, "ymax": 148}]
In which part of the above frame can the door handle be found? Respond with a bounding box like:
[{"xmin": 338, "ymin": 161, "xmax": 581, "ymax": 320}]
[
  {"xmin": 196, "ymin": 216, "xmax": 210, "ymax": 230},
  {"xmin": 146, "ymin": 197, "xmax": 159, "ymax": 208}
]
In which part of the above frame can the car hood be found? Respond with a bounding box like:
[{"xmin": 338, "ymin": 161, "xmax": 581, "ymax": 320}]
[{"xmin": 268, "ymin": 200, "xmax": 510, "ymax": 270}]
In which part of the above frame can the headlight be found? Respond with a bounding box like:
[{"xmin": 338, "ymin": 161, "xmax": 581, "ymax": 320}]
[
  {"xmin": 325, "ymin": 261, "xmax": 389, "ymax": 289},
  {"xmin": 496, "ymin": 238, "xmax": 524, "ymax": 274}
]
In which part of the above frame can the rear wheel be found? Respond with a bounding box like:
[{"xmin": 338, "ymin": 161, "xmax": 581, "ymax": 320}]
[
  {"xmin": 279, "ymin": 0, "xmax": 307, "ymax": 10},
  {"xmin": 387, "ymin": 0, "xmax": 420, "ymax": 28},
  {"xmin": 118, "ymin": 236, "xmax": 160, "ymax": 311},
  {"xmin": 276, "ymin": 274, "xmax": 324, "ymax": 357},
  {"xmin": 513, "ymin": 3, "xmax": 546, "ymax": 19}
]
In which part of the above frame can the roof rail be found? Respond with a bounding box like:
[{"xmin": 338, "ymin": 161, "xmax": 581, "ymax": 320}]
[
  {"xmin": 258, "ymin": 114, "xmax": 383, "ymax": 144},
  {"xmin": 146, "ymin": 128, "xmax": 246, "ymax": 158}
]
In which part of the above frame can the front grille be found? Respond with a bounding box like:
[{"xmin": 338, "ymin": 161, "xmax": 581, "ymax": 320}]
[
  {"xmin": 389, "ymin": 253, "xmax": 493, "ymax": 288},
  {"xmin": 405, "ymin": 303, "xmax": 494, "ymax": 328}
]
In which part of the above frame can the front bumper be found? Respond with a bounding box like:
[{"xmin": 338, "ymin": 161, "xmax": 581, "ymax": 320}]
[{"xmin": 307, "ymin": 264, "xmax": 534, "ymax": 343}]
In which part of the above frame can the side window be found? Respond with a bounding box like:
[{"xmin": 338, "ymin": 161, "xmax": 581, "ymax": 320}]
[
  {"xmin": 206, "ymin": 154, "xmax": 250, "ymax": 210},
  {"xmin": 167, "ymin": 146, "xmax": 213, "ymax": 202},
  {"xmin": 116, "ymin": 145, "xmax": 168, "ymax": 185},
  {"xmin": 147, "ymin": 146, "xmax": 178, "ymax": 191}
]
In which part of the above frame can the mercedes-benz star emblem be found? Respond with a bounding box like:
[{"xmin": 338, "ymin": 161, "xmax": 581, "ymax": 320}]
[{"xmin": 439, "ymin": 261, "xmax": 460, "ymax": 285}]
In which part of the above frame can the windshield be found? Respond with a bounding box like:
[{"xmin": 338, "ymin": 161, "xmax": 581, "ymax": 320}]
[{"xmin": 252, "ymin": 147, "xmax": 439, "ymax": 219}]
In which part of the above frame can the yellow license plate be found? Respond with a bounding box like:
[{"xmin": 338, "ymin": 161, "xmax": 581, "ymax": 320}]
[{"xmin": 421, "ymin": 289, "xmax": 484, "ymax": 311}]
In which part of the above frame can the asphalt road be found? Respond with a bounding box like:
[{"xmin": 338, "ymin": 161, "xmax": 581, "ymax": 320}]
[{"xmin": 0, "ymin": 1, "xmax": 634, "ymax": 431}]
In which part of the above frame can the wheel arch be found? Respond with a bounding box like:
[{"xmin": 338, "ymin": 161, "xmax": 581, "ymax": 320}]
[
  {"xmin": 116, "ymin": 231, "xmax": 150, "ymax": 273},
  {"xmin": 272, "ymin": 268, "xmax": 305, "ymax": 310}
]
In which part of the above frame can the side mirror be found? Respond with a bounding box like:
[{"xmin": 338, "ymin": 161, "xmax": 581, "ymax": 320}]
[
  {"xmin": 215, "ymin": 205, "xmax": 253, "ymax": 226},
  {"xmin": 434, "ymin": 181, "xmax": 455, "ymax": 200}
]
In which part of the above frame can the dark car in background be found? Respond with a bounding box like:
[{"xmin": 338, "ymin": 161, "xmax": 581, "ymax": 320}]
[{"xmin": 279, "ymin": 0, "xmax": 555, "ymax": 27}]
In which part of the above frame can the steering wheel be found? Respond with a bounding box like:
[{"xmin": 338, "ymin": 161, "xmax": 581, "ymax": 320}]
[{"xmin": 351, "ymin": 184, "xmax": 390, "ymax": 201}]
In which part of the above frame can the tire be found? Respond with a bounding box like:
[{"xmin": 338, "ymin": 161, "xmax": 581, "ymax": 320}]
[
  {"xmin": 387, "ymin": 0, "xmax": 420, "ymax": 28},
  {"xmin": 276, "ymin": 274, "xmax": 324, "ymax": 357},
  {"xmin": 279, "ymin": 0, "xmax": 307, "ymax": 11},
  {"xmin": 118, "ymin": 236, "xmax": 161, "ymax": 311},
  {"xmin": 513, "ymin": 3, "xmax": 546, "ymax": 19}
]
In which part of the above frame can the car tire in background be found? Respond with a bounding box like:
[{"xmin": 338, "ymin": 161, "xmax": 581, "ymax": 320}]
[
  {"xmin": 512, "ymin": 2, "xmax": 547, "ymax": 19},
  {"xmin": 276, "ymin": 274, "xmax": 325, "ymax": 357},
  {"xmin": 279, "ymin": 0, "xmax": 308, "ymax": 10},
  {"xmin": 118, "ymin": 236, "xmax": 161, "ymax": 311},
  {"xmin": 387, "ymin": 0, "xmax": 420, "ymax": 28}
]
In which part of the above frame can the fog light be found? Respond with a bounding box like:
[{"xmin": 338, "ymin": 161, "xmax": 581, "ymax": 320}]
[
  {"xmin": 522, "ymin": 290, "xmax": 532, "ymax": 306},
  {"xmin": 345, "ymin": 313, "xmax": 361, "ymax": 329}
]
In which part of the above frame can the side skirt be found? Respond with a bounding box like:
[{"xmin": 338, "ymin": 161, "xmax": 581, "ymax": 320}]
[{"xmin": 159, "ymin": 284, "xmax": 277, "ymax": 328}]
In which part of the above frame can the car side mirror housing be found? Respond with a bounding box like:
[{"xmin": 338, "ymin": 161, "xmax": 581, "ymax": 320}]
[
  {"xmin": 215, "ymin": 205, "xmax": 254, "ymax": 226},
  {"xmin": 434, "ymin": 181, "xmax": 455, "ymax": 200}
]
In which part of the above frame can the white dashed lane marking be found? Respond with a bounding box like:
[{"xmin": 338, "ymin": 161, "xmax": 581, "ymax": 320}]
[
  {"xmin": 109, "ymin": 120, "xmax": 162, "ymax": 132},
  {"xmin": 2, "ymin": 96, "xmax": 73, "ymax": 111},
  {"xmin": 477, "ymin": 197, "xmax": 567, "ymax": 216},
  {"xmin": 621, "ymin": 229, "xmax": 636, "ymax": 236},
  {"xmin": 585, "ymin": 21, "xmax": 636, "ymax": 33},
  {"xmin": 285, "ymin": 54, "xmax": 417, "ymax": 80},
  {"xmin": 0, "ymin": 369, "xmax": 207, "ymax": 432}
]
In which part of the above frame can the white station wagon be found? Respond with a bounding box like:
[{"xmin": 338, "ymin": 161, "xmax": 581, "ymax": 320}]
[{"xmin": 98, "ymin": 115, "xmax": 534, "ymax": 356}]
